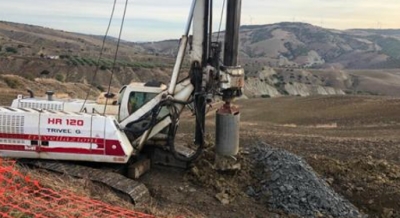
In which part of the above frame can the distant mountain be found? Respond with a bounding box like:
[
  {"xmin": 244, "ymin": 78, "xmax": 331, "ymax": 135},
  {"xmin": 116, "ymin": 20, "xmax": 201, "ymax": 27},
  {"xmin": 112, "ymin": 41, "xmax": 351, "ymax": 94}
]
[
  {"xmin": 141, "ymin": 22, "xmax": 400, "ymax": 69},
  {"xmin": 239, "ymin": 23, "xmax": 400, "ymax": 69},
  {"xmin": 348, "ymin": 29, "xmax": 400, "ymax": 38}
]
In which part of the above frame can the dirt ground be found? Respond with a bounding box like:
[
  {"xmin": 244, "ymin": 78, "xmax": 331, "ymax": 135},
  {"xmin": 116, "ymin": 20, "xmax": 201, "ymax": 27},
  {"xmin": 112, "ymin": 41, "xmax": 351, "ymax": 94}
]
[
  {"xmin": 239, "ymin": 95, "xmax": 400, "ymax": 218},
  {"xmin": 11, "ymin": 95, "xmax": 400, "ymax": 217},
  {"xmin": 234, "ymin": 96, "xmax": 400, "ymax": 217},
  {"xmin": 147, "ymin": 95, "xmax": 400, "ymax": 218}
]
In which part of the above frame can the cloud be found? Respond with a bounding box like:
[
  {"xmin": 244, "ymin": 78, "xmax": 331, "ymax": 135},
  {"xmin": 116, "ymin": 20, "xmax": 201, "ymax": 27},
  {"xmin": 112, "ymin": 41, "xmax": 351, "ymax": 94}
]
[
  {"xmin": 0, "ymin": 0, "xmax": 399, "ymax": 41},
  {"xmin": 241, "ymin": 0, "xmax": 399, "ymax": 29}
]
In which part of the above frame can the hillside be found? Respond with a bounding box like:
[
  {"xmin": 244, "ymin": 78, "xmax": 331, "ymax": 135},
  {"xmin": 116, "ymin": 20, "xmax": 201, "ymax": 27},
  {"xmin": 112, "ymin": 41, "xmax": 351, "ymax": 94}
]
[
  {"xmin": 244, "ymin": 67, "xmax": 400, "ymax": 97},
  {"xmin": 1, "ymin": 20, "xmax": 400, "ymax": 101},
  {"xmin": 0, "ymin": 21, "xmax": 178, "ymax": 88}
]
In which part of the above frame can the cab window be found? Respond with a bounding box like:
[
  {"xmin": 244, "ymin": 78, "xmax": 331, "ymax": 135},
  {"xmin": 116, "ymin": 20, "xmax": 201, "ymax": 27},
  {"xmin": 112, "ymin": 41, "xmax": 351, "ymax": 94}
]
[{"xmin": 127, "ymin": 92, "xmax": 157, "ymax": 114}]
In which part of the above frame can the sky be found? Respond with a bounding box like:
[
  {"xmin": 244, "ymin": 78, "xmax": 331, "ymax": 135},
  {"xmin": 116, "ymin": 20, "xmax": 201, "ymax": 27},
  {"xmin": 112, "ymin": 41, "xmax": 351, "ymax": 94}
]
[{"xmin": 0, "ymin": 0, "xmax": 399, "ymax": 42}]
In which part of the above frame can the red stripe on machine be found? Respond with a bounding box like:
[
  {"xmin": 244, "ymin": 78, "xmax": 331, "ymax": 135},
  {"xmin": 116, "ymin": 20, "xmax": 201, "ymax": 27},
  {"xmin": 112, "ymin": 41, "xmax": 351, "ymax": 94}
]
[
  {"xmin": 0, "ymin": 134, "xmax": 126, "ymax": 156},
  {"xmin": 0, "ymin": 144, "xmax": 105, "ymax": 155},
  {"xmin": 0, "ymin": 133, "xmax": 105, "ymax": 148},
  {"xmin": 40, "ymin": 147, "xmax": 105, "ymax": 155},
  {"xmin": 0, "ymin": 144, "xmax": 28, "ymax": 151},
  {"xmin": 0, "ymin": 141, "xmax": 125, "ymax": 156}
]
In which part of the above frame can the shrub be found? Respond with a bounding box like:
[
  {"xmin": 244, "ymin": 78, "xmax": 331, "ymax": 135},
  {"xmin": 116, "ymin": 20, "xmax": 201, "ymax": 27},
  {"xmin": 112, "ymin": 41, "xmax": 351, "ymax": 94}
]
[
  {"xmin": 55, "ymin": 74, "xmax": 64, "ymax": 82},
  {"xmin": 100, "ymin": 65, "xmax": 108, "ymax": 70},
  {"xmin": 25, "ymin": 74, "xmax": 35, "ymax": 81},
  {"xmin": 5, "ymin": 47, "xmax": 17, "ymax": 54},
  {"xmin": 74, "ymin": 58, "xmax": 85, "ymax": 66},
  {"xmin": 82, "ymin": 58, "xmax": 93, "ymax": 66},
  {"xmin": 96, "ymin": 85, "xmax": 105, "ymax": 92},
  {"xmin": 3, "ymin": 77, "xmax": 20, "ymax": 89},
  {"xmin": 261, "ymin": 94, "xmax": 270, "ymax": 98},
  {"xmin": 281, "ymin": 89, "xmax": 289, "ymax": 95},
  {"xmin": 40, "ymin": 70, "xmax": 50, "ymax": 76},
  {"xmin": 60, "ymin": 54, "xmax": 70, "ymax": 59},
  {"xmin": 70, "ymin": 59, "xmax": 78, "ymax": 66},
  {"xmin": 85, "ymin": 58, "xmax": 98, "ymax": 66}
]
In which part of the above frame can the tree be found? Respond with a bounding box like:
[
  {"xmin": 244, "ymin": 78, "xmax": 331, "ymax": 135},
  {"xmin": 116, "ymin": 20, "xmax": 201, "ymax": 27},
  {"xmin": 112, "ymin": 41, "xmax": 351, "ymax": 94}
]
[
  {"xmin": 40, "ymin": 70, "xmax": 50, "ymax": 77},
  {"xmin": 100, "ymin": 65, "xmax": 108, "ymax": 70}
]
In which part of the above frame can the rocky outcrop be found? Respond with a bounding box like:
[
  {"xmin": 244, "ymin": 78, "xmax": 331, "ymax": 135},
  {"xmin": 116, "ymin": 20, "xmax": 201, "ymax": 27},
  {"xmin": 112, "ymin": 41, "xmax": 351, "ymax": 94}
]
[
  {"xmin": 244, "ymin": 67, "xmax": 345, "ymax": 98},
  {"xmin": 284, "ymin": 83, "xmax": 345, "ymax": 96},
  {"xmin": 244, "ymin": 78, "xmax": 281, "ymax": 97}
]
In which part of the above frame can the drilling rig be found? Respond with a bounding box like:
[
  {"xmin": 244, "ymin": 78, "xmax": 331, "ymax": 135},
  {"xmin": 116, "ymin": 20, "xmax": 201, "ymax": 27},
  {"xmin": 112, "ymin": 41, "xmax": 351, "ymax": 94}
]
[{"xmin": 0, "ymin": 0, "xmax": 244, "ymax": 204}]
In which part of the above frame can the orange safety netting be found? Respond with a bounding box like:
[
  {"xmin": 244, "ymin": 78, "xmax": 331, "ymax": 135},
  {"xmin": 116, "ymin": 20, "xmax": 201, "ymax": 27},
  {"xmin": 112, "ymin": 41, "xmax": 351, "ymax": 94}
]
[{"xmin": 0, "ymin": 159, "xmax": 155, "ymax": 218}]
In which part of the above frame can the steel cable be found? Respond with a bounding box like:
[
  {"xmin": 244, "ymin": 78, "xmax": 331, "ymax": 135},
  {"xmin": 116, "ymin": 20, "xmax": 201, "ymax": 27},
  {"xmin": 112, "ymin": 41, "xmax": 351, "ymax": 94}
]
[
  {"xmin": 104, "ymin": 0, "xmax": 130, "ymax": 115},
  {"xmin": 80, "ymin": 0, "xmax": 118, "ymax": 112}
]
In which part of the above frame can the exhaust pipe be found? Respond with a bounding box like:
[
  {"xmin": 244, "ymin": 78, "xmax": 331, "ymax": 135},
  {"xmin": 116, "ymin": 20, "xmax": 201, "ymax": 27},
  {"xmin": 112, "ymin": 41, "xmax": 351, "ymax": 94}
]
[
  {"xmin": 45, "ymin": 91, "xmax": 54, "ymax": 101},
  {"xmin": 26, "ymin": 89, "xmax": 34, "ymax": 98}
]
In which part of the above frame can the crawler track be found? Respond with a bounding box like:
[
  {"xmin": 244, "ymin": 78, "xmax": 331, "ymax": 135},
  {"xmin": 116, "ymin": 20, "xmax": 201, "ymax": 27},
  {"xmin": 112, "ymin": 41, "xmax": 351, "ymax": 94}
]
[{"xmin": 19, "ymin": 160, "xmax": 151, "ymax": 205}]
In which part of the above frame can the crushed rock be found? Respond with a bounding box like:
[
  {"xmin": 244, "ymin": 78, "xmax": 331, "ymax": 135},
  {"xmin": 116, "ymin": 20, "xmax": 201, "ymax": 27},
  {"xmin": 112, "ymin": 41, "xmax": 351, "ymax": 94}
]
[{"xmin": 249, "ymin": 142, "xmax": 363, "ymax": 218}]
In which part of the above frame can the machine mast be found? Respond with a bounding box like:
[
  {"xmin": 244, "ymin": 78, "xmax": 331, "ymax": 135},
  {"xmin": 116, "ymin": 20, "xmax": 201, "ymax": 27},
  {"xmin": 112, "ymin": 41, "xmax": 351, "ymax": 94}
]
[
  {"xmin": 224, "ymin": 0, "xmax": 242, "ymax": 67},
  {"xmin": 190, "ymin": 0, "xmax": 244, "ymax": 168}
]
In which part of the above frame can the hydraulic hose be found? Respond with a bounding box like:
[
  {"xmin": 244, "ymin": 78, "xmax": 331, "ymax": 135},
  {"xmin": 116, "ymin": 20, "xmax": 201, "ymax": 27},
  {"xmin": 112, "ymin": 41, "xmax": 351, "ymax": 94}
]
[{"xmin": 167, "ymin": 104, "xmax": 204, "ymax": 162}]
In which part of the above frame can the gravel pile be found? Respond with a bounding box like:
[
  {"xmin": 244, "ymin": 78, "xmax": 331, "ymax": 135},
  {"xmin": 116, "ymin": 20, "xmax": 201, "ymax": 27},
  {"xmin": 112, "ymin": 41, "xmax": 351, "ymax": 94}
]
[{"xmin": 248, "ymin": 143, "xmax": 362, "ymax": 218}]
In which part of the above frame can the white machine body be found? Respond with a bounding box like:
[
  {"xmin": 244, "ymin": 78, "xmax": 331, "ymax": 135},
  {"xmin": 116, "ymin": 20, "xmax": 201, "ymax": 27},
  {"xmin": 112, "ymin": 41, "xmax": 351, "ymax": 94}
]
[{"xmin": 0, "ymin": 107, "xmax": 132, "ymax": 163}]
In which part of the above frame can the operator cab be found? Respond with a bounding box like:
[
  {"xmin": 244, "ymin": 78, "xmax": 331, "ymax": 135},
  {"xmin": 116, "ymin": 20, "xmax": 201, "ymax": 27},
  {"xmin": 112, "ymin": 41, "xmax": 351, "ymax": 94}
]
[
  {"xmin": 117, "ymin": 81, "xmax": 170, "ymax": 140},
  {"xmin": 117, "ymin": 81, "xmax": 167, "ymax": 122}
]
